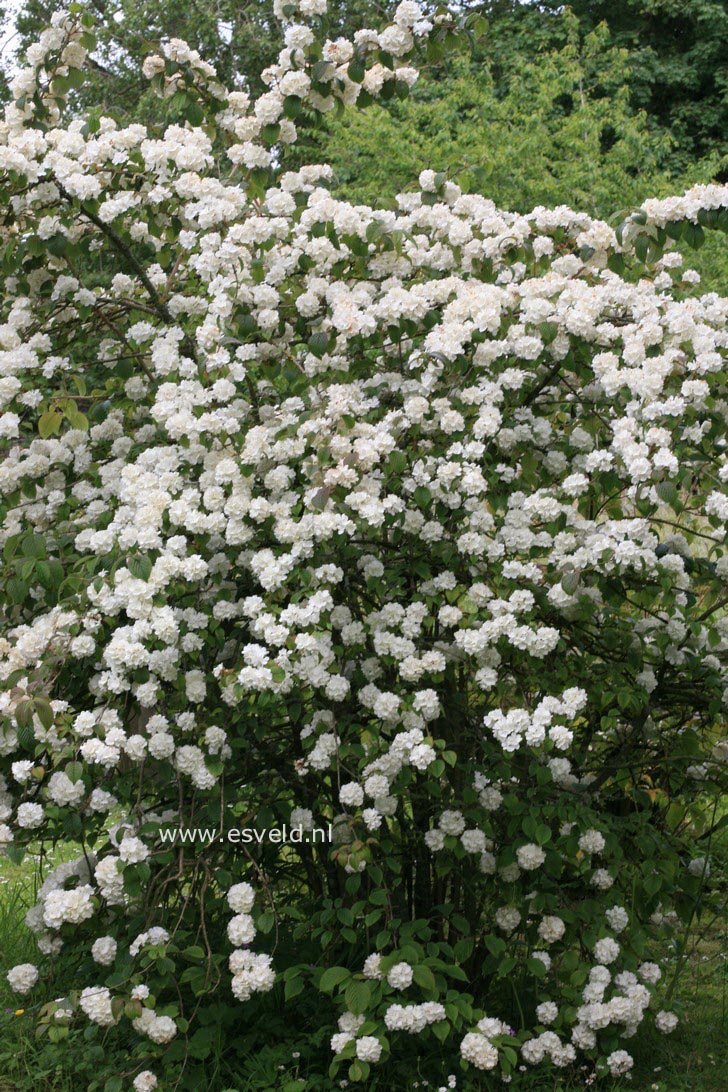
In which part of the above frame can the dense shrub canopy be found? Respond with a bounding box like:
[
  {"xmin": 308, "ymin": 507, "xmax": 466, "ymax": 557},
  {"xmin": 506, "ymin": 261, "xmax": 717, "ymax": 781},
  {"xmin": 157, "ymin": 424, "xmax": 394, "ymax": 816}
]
[{"xmin": 0, "ymin": 3, "xmax": 726, "ymax": 1089}]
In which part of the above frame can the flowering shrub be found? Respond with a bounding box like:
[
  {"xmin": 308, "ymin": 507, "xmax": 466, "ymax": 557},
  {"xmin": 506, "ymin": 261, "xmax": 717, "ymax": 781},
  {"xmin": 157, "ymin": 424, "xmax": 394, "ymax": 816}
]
[{"xmin": 1, "ymin": 2, "xmax": 727, "ymax": 1089}]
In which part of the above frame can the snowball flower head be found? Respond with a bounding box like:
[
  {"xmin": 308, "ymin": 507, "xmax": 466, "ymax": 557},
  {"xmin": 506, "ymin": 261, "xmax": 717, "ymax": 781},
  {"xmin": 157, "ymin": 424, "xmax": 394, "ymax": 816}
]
[
  {"xmin": 133, "ymin": 1073, "xmax": 158, "ymax": 1092},
  {"xmin": 7, "ymin": 963, "xmax": 38, "ymax": 994},
  {"xmin": 607, "ymin": 1050, "xmax": 634, "ymax": 1076},
  {"xmin": 387, "ymin": 961, "xmax": 413, "ymax": 989},
  {"xmin": 655, "ymin": 1010, "xmax": 678, "ymax": 1034},
  {"xmin": 91, "ymin": 936, "xmax": 117, "ymax": 966},
  {"xmin": 460, "ymin": 1031, "xmax": 499, "ymax": 1070},
  {"xmin": 579, "ymin": 829, "xmax": 606, "ymax": 854},
  {"xmin": 228, "ymin": 882, "xmax": 256, "ymax": 913},
  {"xmin": 356, "ymin": 1035, "xmax": 383, "ymax": 1062},
  {"xmin": 517, "ymin": 843, "xmax": 546, "ymax": 870}
]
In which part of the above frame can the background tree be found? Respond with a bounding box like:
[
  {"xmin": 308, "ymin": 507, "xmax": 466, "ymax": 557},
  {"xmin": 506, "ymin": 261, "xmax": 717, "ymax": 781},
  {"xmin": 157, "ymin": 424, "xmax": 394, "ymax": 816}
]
[
  {"xmin": 313, "ymin": 19, "xmax": 678, "ymax": 212},
  {"xmin": 551, "ymin": 0, "xmax": 728, "ymax": 170}
]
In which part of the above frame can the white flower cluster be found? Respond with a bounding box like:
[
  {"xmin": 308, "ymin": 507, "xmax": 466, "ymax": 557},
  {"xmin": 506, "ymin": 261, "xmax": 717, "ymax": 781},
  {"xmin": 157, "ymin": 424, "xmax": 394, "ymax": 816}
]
[
  {"xmin": 485, "ymin": 689, "xmax": 587, "ymax": 752},
  {"xmin": 80, "ymin": 986, "xmax": 116, "ymax": 1027},
  {"xmin": 133, "ymin": 1008, "xmax": 178, "ymax": 1044},
  {"xmin": 459, "ymin": 1017, "xmax": 511, "ymax": 1070},
  {"xmin": 521, "ymin": 1030, "xmax": 576, "ymax": 1068},
  {"xmin": 516, "ymin": 843, "xmax": 546, "ymax": 870},
  {"xmin": 330, "ymin": 1011, "xmax": 383, "ymax": 1064},
  {"xmin": 387, "ymin": 961, "xmax": 414, "ymax": 989},
  {"xmin": 384, "ymin": 1002, "xmax": 446, "ymax": 1033},
  {"xmin": 133, "ymin": 1073, "xmax": 158, "ymax": 1092},
  {"xmin": 224, "ymin": 881, "xmax": 276, "ymax": 1001},
  {"xmin": 6, "ymin": 962, "xmax": 39, "ymax": 993}
]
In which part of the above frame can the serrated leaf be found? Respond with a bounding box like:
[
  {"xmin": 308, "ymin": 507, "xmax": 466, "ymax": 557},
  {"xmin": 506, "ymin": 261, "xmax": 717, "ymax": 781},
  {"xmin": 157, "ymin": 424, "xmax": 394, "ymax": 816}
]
[
  {"xmin": 432, "ymin": 1018, "xmax": 449, "ymax": 1042},
  {"xmin": 38, "ymin": 410, "xmax": 63, "ymax": 438},
  {"xmin": 34, "ymin": 698, "xmax": 54, "ymax": 731},
  {"xmin": 655, "ymin": 480, "xmax": 678, "ymax": 506},
  {"xmin": 21, "ymin": 533, "xmax": 46, "ymax": 560},
  {"xmin": 285, "ymin": 976, "xmax": 304, "ymax": 1000},
  {"xmin": 17, "ymin": 722, "xmax": 36, "ymax": 752},
  {"xmin": 344, "ymin": 979, "xmax": 371, "ymax": 1015},
  {"xmin": 319, "ymin": 966, "xmax": 349, "ymax": 993},
  {"xmin": 6, "ymin": 577, "xmax": 28, "ymax": 605},
  {"xmin": 307, "ymin": 331, "xmax": 329, "ymax": 358},
  {"xmin": 412, "ymin": 964, "xmax": 437, "ymax": 992},
  {"xmin": 560, "ymin": 570, "xmax": 580, "ymax": 595},
  {"xmin": 128, "ymin": 555, "xmax": 153, "ymax": 581}
]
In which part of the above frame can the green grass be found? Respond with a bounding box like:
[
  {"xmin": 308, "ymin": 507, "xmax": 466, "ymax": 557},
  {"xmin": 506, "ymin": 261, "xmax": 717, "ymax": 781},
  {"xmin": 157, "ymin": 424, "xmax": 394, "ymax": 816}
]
[
  {"xmin": 619, "ymin": 924, "xmax": 727, "ymax": 1092},
  {"xmin": 1, "ymin": 849, "xmax": 725, "ymax": 1092}
]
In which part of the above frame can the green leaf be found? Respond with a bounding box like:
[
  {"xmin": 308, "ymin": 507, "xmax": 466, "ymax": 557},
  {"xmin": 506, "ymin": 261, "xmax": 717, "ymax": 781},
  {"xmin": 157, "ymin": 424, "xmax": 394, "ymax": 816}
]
[
  {"xmin": 35, "ymin": 561, "xmax": 53, "ymax": 589},
  {"xmin": 496, "ymin": 956, "xmax": 517, "ymax": 978},
  {"xmin": 683, "ymin": 221, "xmax": 705, "ymax": 249},
  {"xmin": 34, "ymin": 698, "xmax": 54, "ymax": 731},
  {"xmin": 5, "ymin": 844, "xmax": 26, "ymax": 866},
  {"xmin": 344, "ymin": 979, "xmax": 371, "ymax": 1015},
  {"xmin": 527, "ymin": 957, "xmax": 547, "ymax": 978},
  {"xmin": 412, "ymin": 965, "xmax": 437, "ymax": 992},
  {"xmin": 188, "ymin": 1028, "xmax": 213, "ymax": 1059},
  {"xmin": 560, "ymin": 570, "xmax": 580, "ymax": 595},
  {"xmin": 319, "ymin": 966, "xmax": 350, "ymax": 993},
  {"xmin": 182, "ymin": 946, "xmax": 206, "ymax": 960},
  {"xmin": 307, "ymin": 331, "xmax": 330, "ymax": 358},
  {"xmin": 285, "ymin": 976, "xmax": 304, "ymax": 1000},
  {"xmin": 6, "ymin": 577, "xmax": 27, "ymax": 605},
  {"xmin": 63, "ymin": 403, "xmax": 89, "ymax": 431},
  {"xmin": 184, "ymin": 102, "xmax": 205, "ymax": 126},
  {"xmin": 17, "ymin": 722, "xmax": 36, "ymax": 753},
  {"xmin": 484, "ymin": 935, "xmax": 506, "ymax": 957},
  {"xmin": 21, "ymin": 534, "xmax": 46, "ymax": 560},
  {"xmin": 128, "ymin": 555, "xmax": 153, "ymax": 581},
  {"xmin": 3, "ymin": 535, "xmax": 20, "ymax": 563},
  {"xmin": 257, "ymin": 910, "xmax": 275, "ymax": 933},
  {"xmin": 15, "ymin": 700, "xmax": 34, "ymax": 728},
  {"xmin": 369, "ymin": 890, "xmax": 389, "ymax": 906},
  {"xmin": 644, "ymin": 873, "xmax": 662, "ymax": 896},
  {"xmin": 38, "ymin": 410, "xmax": 63, "ymax": 438},
  {"xmin": 388, "ymin": 450, "xmax": 408, "ymax": 475},
  {"xmin": 655, "ymin": 480, "xmax": 678, "ymax": 506},
  {"xmin": 283, "ymin": 95, "xmax": 302, "ymax": 119},
  {"xmin": 432, "ymin": 1018, "xmax": 449, "ymax": 1042},
  {"xmin": 66, "ymin": 66, "xmax": 86, "ymax": 90},
  {"xmin": 347, "ymin": 59, "xmax": 365, "ymax": 83},
  {"xmin": 634, "ymin": 234, "xmax": 649, "ymax": 263},
  {"xmin": 348, "ymin": 1061, "xmax": 365, "ymax": 1082}
]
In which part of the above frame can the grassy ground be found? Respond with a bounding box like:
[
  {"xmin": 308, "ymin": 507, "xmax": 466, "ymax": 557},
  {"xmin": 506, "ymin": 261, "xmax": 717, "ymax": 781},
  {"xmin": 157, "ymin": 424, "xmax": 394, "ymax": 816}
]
[{"xmin": 0, "ymin": 849, "xmax": 725, "ymax": 1092}]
